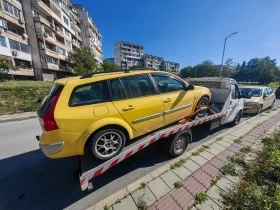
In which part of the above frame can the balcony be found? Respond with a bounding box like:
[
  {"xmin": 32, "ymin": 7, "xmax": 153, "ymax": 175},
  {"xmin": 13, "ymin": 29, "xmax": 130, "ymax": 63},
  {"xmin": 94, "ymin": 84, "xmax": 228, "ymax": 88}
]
[
  {"xmin": 39, "ymin": 48, "xmax": 60, "ymax": 59},
  {"xmin": 33, "ymin": 15, "xmax": 53, "ymax": 29},
  {"xmin": 41, "ymin": 62, "xmax": 59, "ymax": 71},
  {"xmin": 31, "ymin": 0, "xmax": 52, "ymax": 16},
  {"xmin": 6, "ymin": 30, "xmax": 28, "ymax": 45},
  {"xmin": 72, "ymin": 40, "xmax": 80, "ymax": 48},
  {"xmin": 70, "ymin": 21, "xmax": 81, "ymax": 33},
  {"xmin": 0, "ymin": 10, "xmax": 25, "ymax": 28}
]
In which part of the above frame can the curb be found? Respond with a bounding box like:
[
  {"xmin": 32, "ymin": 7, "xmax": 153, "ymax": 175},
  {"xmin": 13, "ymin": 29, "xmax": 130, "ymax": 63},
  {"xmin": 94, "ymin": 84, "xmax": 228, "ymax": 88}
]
[
  {"xmin": 88, "ymin": 109, "xmax": 280, "ymax": 210},
  {"xmin": 0, "ymin": 112, "xmax": 37, "ymax": 123}
]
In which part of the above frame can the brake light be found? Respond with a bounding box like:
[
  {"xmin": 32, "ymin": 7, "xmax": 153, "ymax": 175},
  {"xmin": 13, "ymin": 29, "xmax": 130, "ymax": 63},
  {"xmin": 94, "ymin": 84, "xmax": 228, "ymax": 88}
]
[{"xmin": 39, "ymin": 92, "xmax": 61, "ymax": 131}]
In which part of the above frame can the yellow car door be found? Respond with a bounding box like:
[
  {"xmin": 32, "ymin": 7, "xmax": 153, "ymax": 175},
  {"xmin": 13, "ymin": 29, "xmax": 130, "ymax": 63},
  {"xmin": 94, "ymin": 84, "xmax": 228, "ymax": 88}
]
[
  {"xmin": 151, "ymin": 74, "xmax": 195, "ymax": 125},
  {"xmin": 111, "ymin": 74, "xmax": 164, "ymax": 136}
]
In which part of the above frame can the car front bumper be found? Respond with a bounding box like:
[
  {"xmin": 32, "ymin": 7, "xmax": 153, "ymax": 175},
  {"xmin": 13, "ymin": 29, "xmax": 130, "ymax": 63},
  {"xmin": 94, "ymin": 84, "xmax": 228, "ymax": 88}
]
[{"xmin": 243, "ymin": 105, "xmax": 260, "ymax": 114}]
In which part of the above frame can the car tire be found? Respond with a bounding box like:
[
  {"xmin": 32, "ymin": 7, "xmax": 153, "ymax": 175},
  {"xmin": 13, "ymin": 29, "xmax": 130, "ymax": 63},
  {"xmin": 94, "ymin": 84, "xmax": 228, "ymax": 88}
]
[
  {"xmin": 164, "ymin": 131, "xmax": 190, "ymax": 157},
  {"xmin": 270, "ymin": 100, "xmax": 275, "ymax": 109},
  {"xmin": 195, "ymin": 96, "xmax": 209, "ymax": 118},
  {"xmin": 231, "ymin": 111, "xmax": 242, "ymax": 126},
  {"xmin": 88, "ymin": 128, "xmax": 126, "ymax": 161},
  {"xmin": 256, "ymin": 105, "xmax": 263, "ymax": 115}
]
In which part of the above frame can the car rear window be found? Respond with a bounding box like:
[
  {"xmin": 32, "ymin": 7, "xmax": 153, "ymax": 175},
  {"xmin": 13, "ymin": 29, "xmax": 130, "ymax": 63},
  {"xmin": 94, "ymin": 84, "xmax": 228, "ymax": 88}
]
[
  {"xmin": 38, "ymin": 84, "xmax": 64, "ymax": 115},
  {"xmin": 69, "ymin": 80, "xmax": 110, "ymax": 107}
]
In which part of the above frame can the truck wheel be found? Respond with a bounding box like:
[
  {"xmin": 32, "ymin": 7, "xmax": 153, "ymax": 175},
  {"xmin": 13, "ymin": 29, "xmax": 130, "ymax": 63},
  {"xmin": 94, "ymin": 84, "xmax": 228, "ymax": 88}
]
[
  {"xmin": 256, "ymin": 105, "xmax": 263, "ymax": 115},
  {"xmin": 231, "ymin": 111, "xmax": 242, "ymax": 126},
  {"xmin": 196, "ymin": 97, "xmax": 209, "ymax": 117},
  {"xmin": 88, "ymin": 129, "xmax": 126, "ymax": 161},
  {"xmin": 164, "ymin": 131, "xmax": 190, "ymax": 157}
]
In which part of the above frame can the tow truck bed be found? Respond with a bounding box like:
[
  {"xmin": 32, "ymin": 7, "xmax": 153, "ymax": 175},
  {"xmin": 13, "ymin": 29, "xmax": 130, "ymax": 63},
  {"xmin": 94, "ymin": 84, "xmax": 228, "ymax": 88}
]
[{"xmin": 79, "ymin": 111, "xmax": 227, "ymax": 190}]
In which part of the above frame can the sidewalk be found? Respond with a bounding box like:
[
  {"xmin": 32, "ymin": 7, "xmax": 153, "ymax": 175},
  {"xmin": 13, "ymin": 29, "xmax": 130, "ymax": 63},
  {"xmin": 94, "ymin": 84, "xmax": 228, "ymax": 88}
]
[
  {"xmin": 0, "ymin": 112, "xmax": 37, "ymax": 123},
  {"xmin": 91, "ymin": 108, "xmax": 280, "ymax": 210}
]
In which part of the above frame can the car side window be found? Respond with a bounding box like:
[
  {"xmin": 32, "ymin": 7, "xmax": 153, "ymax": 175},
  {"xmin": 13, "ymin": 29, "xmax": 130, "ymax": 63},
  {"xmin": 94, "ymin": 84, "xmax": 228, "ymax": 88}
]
[
  {"xmin": 269, "ymin": 88, "xmax": 273, "ymax": 95},
  {"xmin": 69, "ymin": 80, "xmax": 110, "ymax": 106},
  {"xmin": 111, "ymin": 75, "xmax": 155, "ymax": 101},
  {"xmin": 264, "ymin": 88, "xmax": 269, "ymax": 96},
  {"xmin": 152, "ymin": 74, "xmax": 184, "ymax": 93}
]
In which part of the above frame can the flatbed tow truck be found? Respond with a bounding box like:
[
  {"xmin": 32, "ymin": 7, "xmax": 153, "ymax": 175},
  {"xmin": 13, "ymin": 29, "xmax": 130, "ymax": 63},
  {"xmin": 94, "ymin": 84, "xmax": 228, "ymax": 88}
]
[{"xmin": 48, "ymin": 77, "xmax": 244, "ymax": 191}]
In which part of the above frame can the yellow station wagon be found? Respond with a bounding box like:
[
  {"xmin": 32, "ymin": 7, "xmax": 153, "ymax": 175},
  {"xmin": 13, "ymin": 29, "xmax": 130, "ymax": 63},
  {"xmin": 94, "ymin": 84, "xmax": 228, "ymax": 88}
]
[{"xmin": 38, "ymin": 70, "xmax": 211, "ymax": 160}]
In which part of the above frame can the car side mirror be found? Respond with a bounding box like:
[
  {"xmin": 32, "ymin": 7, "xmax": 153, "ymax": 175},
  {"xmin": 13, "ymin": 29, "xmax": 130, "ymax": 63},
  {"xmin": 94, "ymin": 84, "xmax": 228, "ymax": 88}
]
[
  {"xmin": 247, "ymin": 92, "xmax": 252, "ymax": 99},
  {"xmin": 185, "ymin": 84, "xmax": 194, "ymax": 91}
]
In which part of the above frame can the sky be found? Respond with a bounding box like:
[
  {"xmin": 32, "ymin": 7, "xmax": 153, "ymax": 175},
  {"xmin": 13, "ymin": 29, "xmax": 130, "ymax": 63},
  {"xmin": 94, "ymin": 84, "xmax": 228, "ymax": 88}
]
[{"xmin": 72, "ymin": 0, "xmax": 280, "ymax": 68}]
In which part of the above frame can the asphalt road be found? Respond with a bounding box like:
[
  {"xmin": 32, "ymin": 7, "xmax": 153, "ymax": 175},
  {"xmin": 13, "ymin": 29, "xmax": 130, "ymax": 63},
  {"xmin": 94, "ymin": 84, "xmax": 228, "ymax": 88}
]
[{"xmin": 0, "ymin": 100, "xmax": 279, "ymax": 210}]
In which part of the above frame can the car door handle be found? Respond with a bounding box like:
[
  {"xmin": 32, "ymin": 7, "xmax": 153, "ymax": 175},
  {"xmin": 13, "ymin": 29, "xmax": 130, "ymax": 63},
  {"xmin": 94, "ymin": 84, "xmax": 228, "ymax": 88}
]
[
  {"xmin": 122, "ymin": 105, "xmax": 135, "ymax": 111},
  {"xmin": 164, "ymin": 98, "xmax": 172, "ymax": 103}
]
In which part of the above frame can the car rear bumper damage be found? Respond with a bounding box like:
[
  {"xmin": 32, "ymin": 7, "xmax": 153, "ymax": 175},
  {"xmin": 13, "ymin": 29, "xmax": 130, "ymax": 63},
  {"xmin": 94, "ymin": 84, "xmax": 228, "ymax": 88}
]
[{"xmin": 39, "ymin": 142, "xmax": 64, "ymax": 156}]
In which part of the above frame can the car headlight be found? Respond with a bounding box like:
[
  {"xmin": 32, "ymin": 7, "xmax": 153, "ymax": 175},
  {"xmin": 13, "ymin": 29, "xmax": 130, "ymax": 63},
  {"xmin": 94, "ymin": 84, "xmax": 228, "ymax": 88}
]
[{"xmin": 244, "ymin": 102, "xmax": 257, "ymax": 106}]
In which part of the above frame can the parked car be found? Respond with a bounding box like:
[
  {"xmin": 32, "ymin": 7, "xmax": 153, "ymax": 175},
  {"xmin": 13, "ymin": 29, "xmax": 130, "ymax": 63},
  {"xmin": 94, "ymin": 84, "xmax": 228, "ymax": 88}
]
[
  {"xmin": 240, "ymin": 86, "xmax": 275, "ymax": 115},
  {"xmin": 275, "ymin": 86, "xmax": 280, "ymax": 98},
  {"xmin": 38, "ymin": 70, "xmax": 211, "ymax": 160}
]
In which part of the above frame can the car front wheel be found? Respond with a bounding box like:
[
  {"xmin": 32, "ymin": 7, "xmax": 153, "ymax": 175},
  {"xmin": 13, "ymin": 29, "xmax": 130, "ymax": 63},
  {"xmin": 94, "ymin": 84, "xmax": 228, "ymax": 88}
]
[
  {"xmin": 89, "ymin": 128, "xmax": 126, "ymax": 161},
  {"xmin": 195, "ymin": 96, "xmax": 209, "ymax": 117},
  {"xmin": 231, "ymin": 111, "xmax": 242, "ymax": 126}
]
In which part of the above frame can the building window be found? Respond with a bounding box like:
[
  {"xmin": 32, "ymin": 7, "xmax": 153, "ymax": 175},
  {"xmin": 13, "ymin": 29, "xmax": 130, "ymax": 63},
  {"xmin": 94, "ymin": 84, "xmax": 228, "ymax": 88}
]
[
  {"xmin": 0, "ymin": 18, "xmax": 8, "ymax": 29},
  {"xmin": 9, "ymin": 39, "xmax": 29, "ymax": 53},
  {"xmin": 56, "ymin": 46, "xmax": 65, "ymax": 56},
  {"xmin": 0, "ymin": 36, "xmax": 6, "ymax": 47},
  {"xmin": 65, "ymin": 40, "xmax": 71, "ymax": 48},
  {"xmin": 3, "ymin": 1, "xmax": 22, "ymax": 19},
  {"xmin": 8, "ymin": 25, "xmax": 23, "ymax": 36},
  {"xmin": 64, "ymin": 28, "xmax": 70, "ymax": 37},
  {"xmin": 63, "ymin": 16, "xmax": 69, "ymax": 25}
]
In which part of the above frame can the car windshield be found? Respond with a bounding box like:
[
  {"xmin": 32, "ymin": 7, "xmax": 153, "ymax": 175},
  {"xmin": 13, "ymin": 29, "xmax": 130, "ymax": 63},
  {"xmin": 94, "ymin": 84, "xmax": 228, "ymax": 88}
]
[{"xmin": 240, "ymin": 88, "xmax": 263, "ymax": 97}]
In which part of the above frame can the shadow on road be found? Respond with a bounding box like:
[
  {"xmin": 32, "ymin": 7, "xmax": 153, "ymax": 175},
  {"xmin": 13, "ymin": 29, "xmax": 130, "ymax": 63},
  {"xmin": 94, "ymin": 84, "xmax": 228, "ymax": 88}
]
[{"xmin": 0, "ymin": 122, "xmax": 238, "ymax": 210}]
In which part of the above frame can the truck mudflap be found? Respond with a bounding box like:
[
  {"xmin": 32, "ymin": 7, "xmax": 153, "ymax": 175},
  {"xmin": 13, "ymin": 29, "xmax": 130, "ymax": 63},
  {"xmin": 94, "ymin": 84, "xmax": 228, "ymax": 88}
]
[{"xmin": 79, "ymin": 111, "xmax": 227, "ymax": 191}]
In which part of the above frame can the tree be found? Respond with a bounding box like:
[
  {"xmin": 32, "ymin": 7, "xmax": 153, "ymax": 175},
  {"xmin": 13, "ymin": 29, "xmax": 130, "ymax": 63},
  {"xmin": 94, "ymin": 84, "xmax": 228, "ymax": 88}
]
[
  {"xmin": 0, "ymin": 55, "xmax": 18, "ymax": 81},
  {"xmin": 102, "ymin": 62, "xmax": 120, "ymax": 71},
  {"xmin": 68, "ymin": 46, "xmax": 101, "ymax": 75},
  {"xmin": 165, "ymin": 69, "xmax": 172, "ymax": 73},
  {"xmin": 180, "ymin": 66, "xmax": 195, "ymax": 78},
  {"xmin": 193, "ymin": 60, "xmax": 218, "ymax": 77}
]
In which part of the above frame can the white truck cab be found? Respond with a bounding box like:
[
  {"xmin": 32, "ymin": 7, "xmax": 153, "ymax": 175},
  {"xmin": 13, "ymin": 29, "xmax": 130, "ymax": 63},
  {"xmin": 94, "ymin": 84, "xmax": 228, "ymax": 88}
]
[{"xmin": 186, "ymin": 78, "xmax": 244, "ymax": 129}]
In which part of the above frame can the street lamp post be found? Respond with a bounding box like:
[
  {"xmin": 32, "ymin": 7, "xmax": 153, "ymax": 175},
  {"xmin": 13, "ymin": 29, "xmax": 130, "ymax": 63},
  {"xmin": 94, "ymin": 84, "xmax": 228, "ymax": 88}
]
[{"xmin": 220, "ymin": 31, "xmax": 239, "ymax": 77}]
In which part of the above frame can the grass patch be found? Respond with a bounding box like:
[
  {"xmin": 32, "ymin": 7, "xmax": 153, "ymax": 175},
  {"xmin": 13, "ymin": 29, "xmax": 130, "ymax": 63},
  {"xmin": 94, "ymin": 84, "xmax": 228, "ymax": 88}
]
[
  {"xmin": 139, "ymin": 182, "xmax": 147, "ymax": 189},
  {"xmin": 195, "ymin": 192, "xmax": 208, "ymax": 204},
  {"xmin": 104, "ymin": 205, "xmax": 110, "ymax": 210},
  {"xmin": 211, "ymin": 175, "xmax": 222, "ymax": 186},
  {"xmin": 230, "ymin": 156, "xmax": 248, "ymax": 168},
  {"xmin": 0, "ymin": 81, "xmax": 52, "ymax": 115},
  {"xmin": 240, "ymin": 146, "xmax": 251, "ymax": 153},
  {"xmin": 222, "ymin": 132, "xmax": 280, "ymax": 209},
  {"xmin": 173, "ymin": 181, "xmax": 183, "ymax": 189},
  {"xmin": 170, "ymin": 159, "xmax": 186, "ymax": 169},
  {"xmin": 233, "ymin": 139, "xmax": 242, "ymax": 143},
  {"xmin": 220, "ymin": 163, "xmax": 239, "ymax": 176},
  {"xmin": 192, "ymin": 145, "xmax": 210, "ymax": 156},
  {"xmin": 216, "ymin": 137, "xmax": 224, "ymax": 141},
  {"xmin": 115, "ymin": 198, "xmax": 121, "ymax": 204}
]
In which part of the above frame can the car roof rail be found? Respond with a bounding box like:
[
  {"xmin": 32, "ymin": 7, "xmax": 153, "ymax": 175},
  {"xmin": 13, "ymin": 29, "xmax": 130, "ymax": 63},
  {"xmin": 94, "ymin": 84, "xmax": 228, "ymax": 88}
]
[{"xmin": 80, "ymin": 68, "xmax": 158, "ymax": 79}]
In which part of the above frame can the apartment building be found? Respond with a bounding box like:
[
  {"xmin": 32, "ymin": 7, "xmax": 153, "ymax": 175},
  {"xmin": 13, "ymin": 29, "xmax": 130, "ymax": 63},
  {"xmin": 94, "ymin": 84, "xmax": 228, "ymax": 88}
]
[
  {"xmin": 103, "ymin": 57, "xmax": 114, "ymax": 64},
  {"xmin": 74, "ymin": 4, "xmax": 102, "ymax": 65},
  {"xmin": 0, "ymin": 0, "xmax": 34, "ymax": 78},
  {"xmin": 163, "ymin": 61, "xmax": 180, "ymax": 74},
  {"xmin": 143, "ymin": 54, "xmax": 164, "ymax": 70},
  {"xmin": 21, "ymin": 0, "xmax": 82, "ymax": 80},
  {"xmin": 114, "ymin": 41, "xmax": 144, "ymax": 69}
]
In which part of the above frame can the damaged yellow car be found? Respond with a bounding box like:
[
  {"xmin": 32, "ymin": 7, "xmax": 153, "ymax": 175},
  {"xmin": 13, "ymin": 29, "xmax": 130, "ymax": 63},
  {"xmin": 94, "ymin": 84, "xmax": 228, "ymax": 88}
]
[{"xmin": 38, "ymin": 70, "xmax": 211, "ymax": 160}]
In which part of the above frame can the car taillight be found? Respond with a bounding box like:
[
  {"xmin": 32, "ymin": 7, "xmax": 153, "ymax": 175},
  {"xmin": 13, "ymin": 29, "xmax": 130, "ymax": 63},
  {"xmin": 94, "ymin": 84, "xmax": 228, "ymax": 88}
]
[{"xmin": 39, "ymin": 92, "xmax": 61, "ymax": 131}]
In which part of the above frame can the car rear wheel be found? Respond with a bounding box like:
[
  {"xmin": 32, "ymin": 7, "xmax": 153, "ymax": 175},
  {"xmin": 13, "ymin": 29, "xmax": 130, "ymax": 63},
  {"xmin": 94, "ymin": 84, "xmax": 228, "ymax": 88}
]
[
  {"xmin": 196, "ymin": 97, "xmax": 209, "ymax": 117},
  {"xmin": 89, "ymin": 129, "xmax": 126, "ymax": 161},
  {"xmin": 164, "ymin": 131, "xmax": 190, "ymax": 157},
  {"xmin": 256, "ymin": 105, "xmax": 263, "ymax": 115}
]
